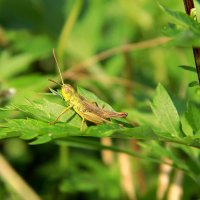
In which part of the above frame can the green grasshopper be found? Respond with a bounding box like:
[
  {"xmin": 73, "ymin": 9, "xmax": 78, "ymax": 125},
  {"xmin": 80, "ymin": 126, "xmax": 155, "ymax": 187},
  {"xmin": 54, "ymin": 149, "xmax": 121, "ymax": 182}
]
[{"xmin": 50, "ymin": 49, "xmax": 128, "ymax": 130}]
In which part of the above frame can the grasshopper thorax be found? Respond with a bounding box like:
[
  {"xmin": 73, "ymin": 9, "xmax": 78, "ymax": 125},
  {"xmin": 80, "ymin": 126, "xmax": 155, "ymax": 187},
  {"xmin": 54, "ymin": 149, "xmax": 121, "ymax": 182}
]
[{"xmin": 61, "ymin": 84, "xmax": 75, "ymax": 101}]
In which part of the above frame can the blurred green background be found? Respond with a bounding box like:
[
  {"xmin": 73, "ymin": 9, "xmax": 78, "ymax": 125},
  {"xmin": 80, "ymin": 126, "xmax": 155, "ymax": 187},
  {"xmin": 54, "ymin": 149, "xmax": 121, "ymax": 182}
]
[{"xmin": 0, "ymin": 0, "xmax": 199, "ymax": 199}]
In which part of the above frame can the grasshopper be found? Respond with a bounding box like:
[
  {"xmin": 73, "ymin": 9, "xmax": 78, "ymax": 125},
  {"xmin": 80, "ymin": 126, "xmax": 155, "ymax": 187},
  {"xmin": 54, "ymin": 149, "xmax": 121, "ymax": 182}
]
[{"xmin": 50, "ymin": 49, "xmax": 128, "ymax": 130}]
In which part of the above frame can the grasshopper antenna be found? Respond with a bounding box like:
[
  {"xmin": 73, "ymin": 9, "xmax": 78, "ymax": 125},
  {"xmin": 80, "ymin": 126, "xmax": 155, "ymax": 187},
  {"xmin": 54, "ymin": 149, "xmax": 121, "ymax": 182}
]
[
  {"xmin": 48, "ymin": 79, "xmax": 62, "ymax": 86},
  {"xmin": 52, "ymin": 48, "xmax": 64, "ymax": 85}
]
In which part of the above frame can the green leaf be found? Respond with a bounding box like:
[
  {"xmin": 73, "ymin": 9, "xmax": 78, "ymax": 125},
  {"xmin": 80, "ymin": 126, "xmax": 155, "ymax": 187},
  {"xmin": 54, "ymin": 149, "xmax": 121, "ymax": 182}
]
[
  {"xmin": 1, "ymin": 116, "xmax": 155, "ymax": 140},
  {"xmin": 182, "ymin": 136, "xmax": 200, "ymax": 149},
  {"xmin": 30, "ymin": 135, "xmax": 52, "ymax": 145},
  {"xmin": 49, "ymin": 88, "xmax": 63, "ymax": 99},
  {"xmin": 160, "ymin": 5, "xmax": 200, "ymax": 46},
  {"xmin": 6, "ymin": 31, "xmax": 53, "ymax": 60},
  {"xmin": 178, "ymin": 65, "xmax": 196, "ymax": 73},
  {"xmin": 161, "ymin": 6, "xmax": 200, "ymax": 33},
  {"xmin": 150, "ymin": 84, "xmax": 182, "ymax": 137},
  {"xmin": 12, "ymin": 99, "xmax": 82, "ymax": 127},
  {"xmin": 3, "ymin": 118, "xmax": 80, "ymax": 141},
  {"xmin": 2, "ymin": 115, "xmax": 200, "ymax": 148},
  {"xmin": 186, "ymin": 102, "xmax": 200, "ymax": 133},
  {"xmin": 85, "ymin": 124, "xmax": 157, "ymax": 139},
  {"xmin": 0, "ymin": 127, "xmax": 20, "ymax": 139},
  {"xmin": 125, "ymin": 109, "xmax": 158, "ymax": 126},
  {"xmin": 0, "ymin": 51, "xmax": 34, "ymax": 79},
  {"xmin": 162, "ymin": 23, "xmax": 182, "ymax": 37},
  {"xmin": 189, "ymin": 81, "xmax": 199, "ymax": 87},
  {"xmin": 181, "ymin": 114, "xmax": 193, "ymax": 137}
]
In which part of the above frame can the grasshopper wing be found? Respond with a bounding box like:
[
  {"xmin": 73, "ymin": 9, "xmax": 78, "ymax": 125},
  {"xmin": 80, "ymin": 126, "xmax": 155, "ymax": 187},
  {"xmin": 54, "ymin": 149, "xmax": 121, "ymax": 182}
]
[{"xmin": 82, "ymin": 111, "xmax": 110, "ymax": 124}]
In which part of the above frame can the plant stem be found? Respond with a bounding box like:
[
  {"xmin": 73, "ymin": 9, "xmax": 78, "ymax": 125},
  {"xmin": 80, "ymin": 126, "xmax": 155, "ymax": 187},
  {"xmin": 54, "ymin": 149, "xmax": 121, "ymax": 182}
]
[
  {"xmin": 59, "ymin": 145, "xmax": 68, "ymax": 171},
  {"xmin": 58, "ymin": 0, "xmax": 83, "ymax": 67},
  {"xmin": 63, "ymin": 37, "xmax": 171, "ymax": 79},
  {"xmin": 183, "ymin": 0, "xmax": 194, "ymax": 15},
  {"xmin": 183, "ymin": 0, "xmax": 200, "ymax": 83},
  {"xmin": 0, "ymin": 154, "xmax": 41, "ymax": 200}
]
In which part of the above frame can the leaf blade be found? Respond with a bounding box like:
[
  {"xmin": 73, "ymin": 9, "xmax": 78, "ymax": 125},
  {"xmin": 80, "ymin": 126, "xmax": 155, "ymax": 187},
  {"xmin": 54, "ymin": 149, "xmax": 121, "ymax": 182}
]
[{"xmin": 150, "ymin": 84, "xmax": 181, "ymax": 137}]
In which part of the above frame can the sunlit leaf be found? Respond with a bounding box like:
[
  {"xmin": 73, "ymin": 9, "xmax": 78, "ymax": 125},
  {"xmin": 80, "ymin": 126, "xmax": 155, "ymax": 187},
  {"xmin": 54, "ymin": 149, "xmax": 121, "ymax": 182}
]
[
  {"xmin": 186, "ymin": 102, "xmax": 200, "ymax": 133},
  {"xmin": 150, "ymin": 84, "xmax": 182, "ymax": 137},
  {"xmin": 188, "ymin": 81, "xmax": 199, "ymax": 87},
  {"xmin": 178, "ymin": 65, "xmax": 196, "ymax": 73}
]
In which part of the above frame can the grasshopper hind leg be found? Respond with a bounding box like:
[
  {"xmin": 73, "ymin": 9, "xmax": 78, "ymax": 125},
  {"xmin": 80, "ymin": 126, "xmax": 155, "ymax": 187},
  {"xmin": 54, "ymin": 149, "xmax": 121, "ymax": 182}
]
[{"xmin": 83, "ymin": 112, "xmax": 111, "ymax": 125}]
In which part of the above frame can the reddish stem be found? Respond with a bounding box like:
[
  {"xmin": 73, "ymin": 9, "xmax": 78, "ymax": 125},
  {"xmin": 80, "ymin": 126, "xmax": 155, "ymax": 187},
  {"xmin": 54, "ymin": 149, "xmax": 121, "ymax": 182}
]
[{"xmin": 183, "ymin": 0, "xmax": 200, "ymax": 83}]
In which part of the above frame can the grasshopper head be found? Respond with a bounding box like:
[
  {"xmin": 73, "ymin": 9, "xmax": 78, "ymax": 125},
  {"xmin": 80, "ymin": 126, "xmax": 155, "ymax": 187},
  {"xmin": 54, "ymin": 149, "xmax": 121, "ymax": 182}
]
[{"xmin": 61, "ymin": 84, "xmax": 75, "ymax": 101}]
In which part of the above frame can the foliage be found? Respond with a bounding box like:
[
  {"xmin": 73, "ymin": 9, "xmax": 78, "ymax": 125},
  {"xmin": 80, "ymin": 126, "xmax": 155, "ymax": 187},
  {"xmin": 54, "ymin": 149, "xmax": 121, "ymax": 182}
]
[{"xmin": 0, "ymin": 0, "xmax": 200, "ymax": 199}]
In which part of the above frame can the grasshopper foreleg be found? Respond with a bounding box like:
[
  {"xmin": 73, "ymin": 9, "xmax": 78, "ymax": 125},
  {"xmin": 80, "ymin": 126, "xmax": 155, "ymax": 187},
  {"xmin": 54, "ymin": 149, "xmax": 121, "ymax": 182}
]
[{"xmin": 49, "ymin": 105, "xmax": 73, "ymax": 125}]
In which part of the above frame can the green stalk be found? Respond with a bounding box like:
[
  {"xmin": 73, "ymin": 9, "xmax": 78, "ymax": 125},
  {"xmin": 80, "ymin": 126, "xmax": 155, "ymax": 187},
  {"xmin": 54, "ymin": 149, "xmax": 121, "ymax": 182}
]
[
  {"xmin": 58, "ymin": 0, "xmax": 83, "ymax": 67},
  {"xmin": 59, "ymin": 144, "xmax": 68, "ymax": 171}
]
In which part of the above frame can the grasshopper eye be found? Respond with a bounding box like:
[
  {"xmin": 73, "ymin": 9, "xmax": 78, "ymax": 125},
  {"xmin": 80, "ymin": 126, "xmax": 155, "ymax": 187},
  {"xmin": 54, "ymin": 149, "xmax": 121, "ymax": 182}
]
[
  {"xmin": 64, "ymin": 85, "xmax": 75, "ymax": 94},
  {"xmin": 64, "ymin": 86, "xmax": 70, "ymax": 93}
]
